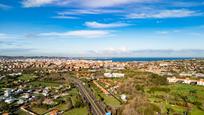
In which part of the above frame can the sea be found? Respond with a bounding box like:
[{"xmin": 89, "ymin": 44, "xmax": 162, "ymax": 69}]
[{"xmin": 87, "ymin": 57, "xmax": 199, "ymax": 62}]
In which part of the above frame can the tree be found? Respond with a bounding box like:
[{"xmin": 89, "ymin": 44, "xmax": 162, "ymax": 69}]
[
  {"xmin": 119, "ymin": 94, "xmax": 160, "ymax": 115},
  {"xmin": 0, "ymin": 102, "xmax": 9, "ymax": 112}
]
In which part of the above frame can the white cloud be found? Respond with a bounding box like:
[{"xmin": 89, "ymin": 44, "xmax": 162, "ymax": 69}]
[
  {"xmin": 105, "ymin": 47, "xmax": 129, "ymax": 52},
  {"xmin": 22, "ymin": 0, "xmax": 158, "ymax": 8},
  {"xmin": 58, "ymin": 9, "xmax": 124, "ymax": 15},
  {"xmin": 171, "ymin": 2, "xmax": 204, "ymax": 7},
  {"xmin": 87, "ymin": 49, "xmax": 204, "ymax": 57},
  {"xmin": 39, "ymin": 30, "xmax": 110, "ymax": 38},
  {"xmin": 127, "ymin": 9, "xmax": 202, "ymax": 19},
  {"xmin": 53, "ymin": 9, "xmax": 124, "ymax": 19},
  {"xmin": 89, "ymin": 47, "xmax": 132, "ymax": 56},
  {"xmin": 22, "ymin": 0, "xmax": 56, "ymax": 8},
  {"xmin": 80, "ymin": 0, "xmax": 157, "ymax": 8},
  {"xmin": 85, "ymin": 21, "xmax": 130, "ymax": 28},
  {"xmin": 52, "ymin": 15, "xmax": 78, "ymax": 19}
]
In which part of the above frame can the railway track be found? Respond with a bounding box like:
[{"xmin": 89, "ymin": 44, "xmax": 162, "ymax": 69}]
[{"xmin": 68, "ymin": 77, "xmax": 106, "ymax": 115}]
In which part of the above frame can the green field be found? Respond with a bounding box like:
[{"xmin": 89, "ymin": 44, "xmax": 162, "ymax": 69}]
[
  {"xmin": 31, "ymin": 106, "xmax": 48, "ymax": 114},
  {"xmin": 101, "ymin": 93, "xmax": 121, "ymax": 107},
  {"xmin": 90, "ymin": 82, "xmax": 121, "ymax": 108},
  {"xmin": 146, "ymin": 84, "xmax": 204, "ymax": 115},
  {"xmin": 55, "ymin": 103, "xmax": 68, "ymax": 111},
  {"xmin": 18, "ymin": 74, "xmax": 37, "ymax": 81},
  {"xmin": 169, "ymin": 84, "xmax": 204, "ymax": 96},
  {"xmin": 16, "ymin": 109, "xmax": 29, "ymax": 115},
  {"xmin": 63, "ymin": 107, "xmax": 88, "ymax": 115},
  {"xmin": 69, "ymin": 88, "xmax": 78, "ymax": 96},
  {"xmin": 31, "ymin": 81, "xmax": 60, "ymax": 87}
]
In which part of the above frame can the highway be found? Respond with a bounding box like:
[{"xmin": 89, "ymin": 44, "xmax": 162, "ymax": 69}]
[{"xmin": 68, "ymin": 77, "xmax": 106, "ymax": 115}]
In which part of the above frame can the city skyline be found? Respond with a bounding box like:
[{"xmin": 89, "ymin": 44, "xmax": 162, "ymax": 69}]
[{"xmin": 0, "ymin": 0, "xmax": 204, "ymax": 57}]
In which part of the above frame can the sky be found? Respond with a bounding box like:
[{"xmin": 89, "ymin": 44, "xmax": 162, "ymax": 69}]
[{"xmin": 0, "ymin": 0, "xmax": 204, "ymax": 57}]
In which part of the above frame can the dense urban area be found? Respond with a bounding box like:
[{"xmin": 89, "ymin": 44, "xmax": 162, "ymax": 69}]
[{"xmin": 0, "ymin": 57, "xmax": 204, "ymax": 115}]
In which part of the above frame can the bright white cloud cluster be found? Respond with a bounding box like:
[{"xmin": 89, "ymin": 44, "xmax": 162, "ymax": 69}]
[
  {"xmin": 21, "ymin": 0, "xmax": 203, "ymax": 20},
  {"xmin": 127, "ymin": 9, "xmax": 201, "ymax": 19},
  {"xmin": 85, "ymin": 22, "xmax": 129, "ymax": 28},
  {"xmin": 40, "ymin": 30, "xmax": 110, "ymax": 38},
  {"xmin": 22, "ymin": 0, "xmax": 157, "ymax": 8},
  {"xmin": 80, "ymin": 0, "xmax": 156, "ymax": 8},
  {"xmin": 22, "ymin": 0, "xmax": 56, "ymax": 7}
]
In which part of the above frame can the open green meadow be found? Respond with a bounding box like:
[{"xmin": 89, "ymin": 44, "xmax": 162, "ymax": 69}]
[
  {"xmin": 63, "ymin": 107, "xmax": 88, "ymax": 115},
  {"xmin": 146, "ymin": 84, "xmax": 204, "ymax": 115}
]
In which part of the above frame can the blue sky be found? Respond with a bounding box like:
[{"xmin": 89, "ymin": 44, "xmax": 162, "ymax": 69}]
[{"xmin": 0, "ymin": 0, "xmax": 204, "ymax": 57}]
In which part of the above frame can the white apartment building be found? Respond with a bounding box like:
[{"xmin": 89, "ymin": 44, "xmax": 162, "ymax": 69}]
[{"xmin": 104, "ymin": 73, "xmax": 125, "ymax": 78}]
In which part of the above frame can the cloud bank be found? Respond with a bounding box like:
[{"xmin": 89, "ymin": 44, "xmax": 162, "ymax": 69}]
[
  {"xmin": 22, "ymin": 0, "xmax": 158, "ymax": 8},
  {"xmin": 85, "ymin": 22, "xmax": 130, "ymax": 28},
  {"xmin": 127, "ymin": 9, "xmax": 202, "ymax": 19},
  {"xmin": 39, "ymin": 30, "xmax": 111, "ymax": 38},
  {"xmin": 88, "ymin": 49, "xmax": 204, "ymax": 57}
]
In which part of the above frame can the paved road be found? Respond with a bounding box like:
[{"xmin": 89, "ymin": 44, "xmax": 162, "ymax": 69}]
[{"xmin": 69, "ymin": 78, "xmax": 106, "ymax": 115}]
